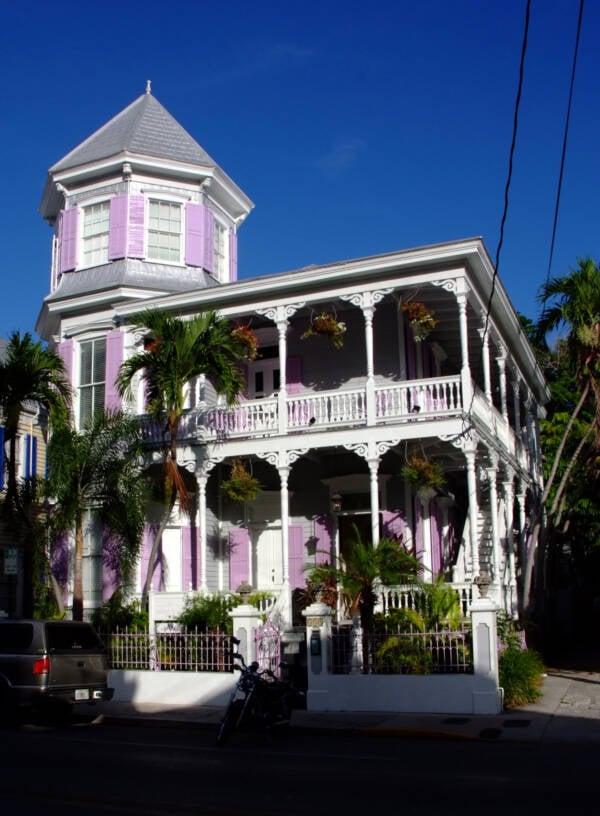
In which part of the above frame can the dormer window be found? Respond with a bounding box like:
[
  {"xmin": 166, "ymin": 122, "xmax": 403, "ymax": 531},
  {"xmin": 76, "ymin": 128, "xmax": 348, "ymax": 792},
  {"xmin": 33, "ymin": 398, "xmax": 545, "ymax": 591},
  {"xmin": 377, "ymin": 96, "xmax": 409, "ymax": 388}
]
[
  {"xmin": 148, "ymin": 200, "xmax": 182, "ymax": 262},
  {"xmin": 82, "ymin": 201, "xmax": 110, "ymax": 266}
]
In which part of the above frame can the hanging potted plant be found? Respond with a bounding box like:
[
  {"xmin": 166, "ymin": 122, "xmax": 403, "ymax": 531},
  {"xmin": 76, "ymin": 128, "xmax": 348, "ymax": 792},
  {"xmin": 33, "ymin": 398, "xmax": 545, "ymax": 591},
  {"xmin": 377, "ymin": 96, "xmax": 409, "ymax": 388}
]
[
  {"xmin": 301, "ymin": 311, "xmax": 346, "ymax": 349},
  {"xmin": 230, "ymin": 324, "xmax": 260, "ymax": 361},
  {"xmin": 221, "ymin": 459, "xmax": 262, "ymax": 502},
  {"xmin": 400, "ymin": 301, "xmax": 438, "ymax": 341},
  {"xmin": 401, "ymin": 454, "xmax": 445, "ymax": 492}
]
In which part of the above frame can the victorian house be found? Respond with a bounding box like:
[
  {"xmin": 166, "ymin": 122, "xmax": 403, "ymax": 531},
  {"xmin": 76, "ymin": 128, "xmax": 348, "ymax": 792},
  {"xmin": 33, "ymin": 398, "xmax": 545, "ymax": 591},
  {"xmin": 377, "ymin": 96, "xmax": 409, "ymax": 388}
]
[{"xmin": 35, "ymin": 87, "xmax": 548, "ymax": 625}]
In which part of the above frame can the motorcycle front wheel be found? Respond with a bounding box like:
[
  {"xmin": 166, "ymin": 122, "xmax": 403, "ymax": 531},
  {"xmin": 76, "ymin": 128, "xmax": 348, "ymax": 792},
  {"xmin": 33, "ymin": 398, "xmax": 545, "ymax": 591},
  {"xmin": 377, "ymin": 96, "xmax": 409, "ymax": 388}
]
[{"xmin": 216, "ymin": 699, "xmax": 244, "ymax": 746}]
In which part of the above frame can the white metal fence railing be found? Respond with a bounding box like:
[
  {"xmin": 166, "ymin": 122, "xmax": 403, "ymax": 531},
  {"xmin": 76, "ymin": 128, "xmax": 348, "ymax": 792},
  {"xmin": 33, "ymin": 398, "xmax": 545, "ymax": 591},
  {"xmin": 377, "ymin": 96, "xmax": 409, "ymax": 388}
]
[
  {"xmin": 331, "ymin": 622, "xmax": 473, "ymax": 675},
  {"xmin": 100, "ymin": 628, "xmax": 236, "ymax": 672}
]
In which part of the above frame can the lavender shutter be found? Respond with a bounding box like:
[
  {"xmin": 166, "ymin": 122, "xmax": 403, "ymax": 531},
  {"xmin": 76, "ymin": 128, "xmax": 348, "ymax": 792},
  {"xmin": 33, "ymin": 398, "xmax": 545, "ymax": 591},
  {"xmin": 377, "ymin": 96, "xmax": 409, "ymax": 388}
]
[
  {"xmin": 108, "ymin": 195, "xmax": 128, "ymax": 259},
  {"xmin": 182, "ymin": 526, "xmax": 198, "ymax": 590},
  {"xmin": 128, "ymin": 195, "xmax": 145, "ymax": 258},
  {"xmin": 229, "ymin": 230, "xmax": 238, "ymax": 281},
  {"xmin": 314, "ymin": 515, "xmax": 333, "ymax": 565},
  {"xmin": 57, "ymin": 339, "xmax": 74, "ymax": 385},
  {"xmin": 288, "ymin": 525, "xmax": 305, "ymax": 589},
  {"xmin": 229, "ymin": 527, "xmax": 250, "ymax": 590},
  {"xmin": 286, "ymin": 357, "xmax": 302, "ymax": 395},
  {"xmin": 203, "ymin": 207, "xmax": 214, "ymax": 272},
  {"xmin": 104, "ymin": 330, "xmax": 124, "ymax": 411},
  {"xmin": 185, "ymin": 203, "xmax": 203, "ymax": 266},
  {"xmin": 59, "ymin": 208, "xmax": 78, "ymax": 272},
  {"xmin": 382, "ymin": 510, "xmax": 406, "ymax": 543}
]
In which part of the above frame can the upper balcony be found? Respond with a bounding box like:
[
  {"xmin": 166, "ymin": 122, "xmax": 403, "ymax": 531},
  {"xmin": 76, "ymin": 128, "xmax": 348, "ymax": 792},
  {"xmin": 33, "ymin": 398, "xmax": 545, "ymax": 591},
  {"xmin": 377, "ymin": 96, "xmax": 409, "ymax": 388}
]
[{"xmin": 140, "ymin": 374, "xmax": 533, "ymax": 472}]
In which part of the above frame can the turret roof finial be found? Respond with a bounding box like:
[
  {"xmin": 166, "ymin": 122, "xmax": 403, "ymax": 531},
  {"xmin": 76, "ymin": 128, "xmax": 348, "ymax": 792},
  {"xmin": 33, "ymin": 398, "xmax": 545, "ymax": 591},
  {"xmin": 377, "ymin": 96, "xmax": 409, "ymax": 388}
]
[{"xmin": 145, "ymin": 79, "xmax": 152, "ymax": 95}]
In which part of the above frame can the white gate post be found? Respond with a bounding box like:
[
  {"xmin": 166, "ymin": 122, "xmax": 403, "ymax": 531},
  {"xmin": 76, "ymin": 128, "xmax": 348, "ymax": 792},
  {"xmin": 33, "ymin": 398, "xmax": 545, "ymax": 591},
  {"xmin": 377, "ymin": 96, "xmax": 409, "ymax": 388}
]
[
  {"xmin": 230, "ymin": 583, "xmax": 262, "ymax": 664},
  {"xmin": 470, "ymin": 579, "xmax": 502, "ymax": 714},
  {"xmin": 302, "ymin": 598, "xmax": 334, "ymax": 710}
]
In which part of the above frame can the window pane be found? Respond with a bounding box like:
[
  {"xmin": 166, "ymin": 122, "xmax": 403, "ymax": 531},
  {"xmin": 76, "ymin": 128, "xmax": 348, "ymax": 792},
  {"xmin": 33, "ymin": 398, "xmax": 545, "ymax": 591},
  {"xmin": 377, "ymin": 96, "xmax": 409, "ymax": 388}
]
[
  {"xmin": 148, "ymin": 200, "xmax": 181, "ymax": 262},
  {"xmin": 83, "ymin": 201, "xmax": 110, "ymax": 266}
]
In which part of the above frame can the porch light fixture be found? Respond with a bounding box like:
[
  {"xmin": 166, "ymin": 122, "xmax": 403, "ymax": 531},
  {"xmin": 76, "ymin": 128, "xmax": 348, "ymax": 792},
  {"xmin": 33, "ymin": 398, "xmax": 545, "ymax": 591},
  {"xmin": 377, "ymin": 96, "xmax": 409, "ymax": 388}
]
[{"xmin": 331, "ymin": 493, "xmax": 343, "ymax": 513}]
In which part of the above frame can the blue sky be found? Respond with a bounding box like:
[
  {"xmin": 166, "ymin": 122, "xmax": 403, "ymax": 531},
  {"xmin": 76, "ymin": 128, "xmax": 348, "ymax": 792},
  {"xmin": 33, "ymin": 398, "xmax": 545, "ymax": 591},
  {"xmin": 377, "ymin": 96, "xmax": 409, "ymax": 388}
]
[{"xmin": 1, "ymin": 0, "xmax": 598, "ymax": 339}]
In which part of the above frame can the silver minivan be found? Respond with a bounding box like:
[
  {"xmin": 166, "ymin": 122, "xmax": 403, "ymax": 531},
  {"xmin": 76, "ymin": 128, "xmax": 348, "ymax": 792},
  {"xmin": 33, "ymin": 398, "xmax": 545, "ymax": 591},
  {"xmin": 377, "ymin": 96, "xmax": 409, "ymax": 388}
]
[{"xmin": 0, "ymin": 619, "xmax": 113, "ymax": 723}]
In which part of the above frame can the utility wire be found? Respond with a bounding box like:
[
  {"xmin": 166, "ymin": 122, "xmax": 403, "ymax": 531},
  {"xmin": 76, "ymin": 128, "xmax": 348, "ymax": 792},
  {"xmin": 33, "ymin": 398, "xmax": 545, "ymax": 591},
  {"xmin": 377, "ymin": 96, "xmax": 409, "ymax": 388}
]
[
  {"xmin": 466, "ymin": 0, "xmax": 531, "ymax": 419},
  {"xmin": 539, "ymin": 0, "xmax": 585, "ymax": 324}
]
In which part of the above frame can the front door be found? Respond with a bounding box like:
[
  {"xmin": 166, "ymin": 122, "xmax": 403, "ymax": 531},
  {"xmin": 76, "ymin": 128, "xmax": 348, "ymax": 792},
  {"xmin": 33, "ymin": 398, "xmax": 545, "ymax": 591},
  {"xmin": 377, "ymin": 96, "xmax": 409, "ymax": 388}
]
[{"xmin": 252, "ymin": 525, "xmax": 283, "ymax": 589}]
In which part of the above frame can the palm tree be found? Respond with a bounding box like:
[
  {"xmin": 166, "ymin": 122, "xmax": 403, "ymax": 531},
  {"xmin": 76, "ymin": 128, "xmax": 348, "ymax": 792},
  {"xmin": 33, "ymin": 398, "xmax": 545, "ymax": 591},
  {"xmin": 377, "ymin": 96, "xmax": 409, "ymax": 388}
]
[
  {"xmin": 46, "ymin": 410, "xmax": 147, "ymax": 620},
  {"xmin": 0, "ymin": 331, "xmax": 71, "ymax": 614},
  {"xmin": 0, "ymin": 331, "xmax": 71, "ymax": 520},
  {"xmin": 116, "ymin": 308, "xmax": 246, "ymax": 605},
  {"xmin": 524, "ymin": 258, "xmax": 600, "ymax": 615},
  {"xmin": 306, "ymin": 523, "xmax": 421, "ymax": 669}
]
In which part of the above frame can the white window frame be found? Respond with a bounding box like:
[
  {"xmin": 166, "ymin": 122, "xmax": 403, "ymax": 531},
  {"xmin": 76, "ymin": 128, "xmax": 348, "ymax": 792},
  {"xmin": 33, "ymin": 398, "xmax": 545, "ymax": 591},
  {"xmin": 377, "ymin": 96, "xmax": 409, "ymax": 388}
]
[
  {"xmin": 213, "ymin": 219, "xmax": 228, "ymax": 282},
  {"xmin": 147, "ymin": 198, "xmax": 183, "ymax": 264},
  {"xmin": 80, "ymin": 199, "xmax": 111, "ymax": 268},
  {"xmin": 77, "ymin": 336, "xmax": 106, "ymax": 429}
]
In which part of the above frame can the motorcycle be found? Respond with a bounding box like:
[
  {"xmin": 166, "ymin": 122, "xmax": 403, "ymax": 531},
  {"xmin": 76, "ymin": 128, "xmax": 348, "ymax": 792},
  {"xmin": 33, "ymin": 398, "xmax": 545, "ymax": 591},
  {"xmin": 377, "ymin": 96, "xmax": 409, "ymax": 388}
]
[{"xmin": 216, "ymin": 650, "xmax": 305, "ymax": 746}]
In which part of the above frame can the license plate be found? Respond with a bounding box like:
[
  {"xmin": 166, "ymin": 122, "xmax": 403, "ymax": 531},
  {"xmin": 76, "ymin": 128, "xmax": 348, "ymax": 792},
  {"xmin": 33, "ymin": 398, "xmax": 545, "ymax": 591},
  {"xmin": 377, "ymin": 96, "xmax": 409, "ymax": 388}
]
[{"xmin": 75, "ymin": 689, "xmax": 90, "ymax": 701}]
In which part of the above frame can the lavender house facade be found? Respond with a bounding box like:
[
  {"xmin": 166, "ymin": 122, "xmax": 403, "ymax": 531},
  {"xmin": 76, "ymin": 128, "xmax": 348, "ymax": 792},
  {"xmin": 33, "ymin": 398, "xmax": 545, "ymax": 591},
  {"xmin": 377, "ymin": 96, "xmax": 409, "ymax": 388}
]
[{"xmin": 36, "ymin": 88, "xmax": 548, "ymax": 625}]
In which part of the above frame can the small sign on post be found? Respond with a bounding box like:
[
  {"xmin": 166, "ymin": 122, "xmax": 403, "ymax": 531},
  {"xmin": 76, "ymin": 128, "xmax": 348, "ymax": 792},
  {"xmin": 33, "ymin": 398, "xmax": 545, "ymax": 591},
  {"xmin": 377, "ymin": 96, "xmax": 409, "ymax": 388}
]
[{"xmin": 4, "ymin": 548, "xmax": 18, "ymax": 575}]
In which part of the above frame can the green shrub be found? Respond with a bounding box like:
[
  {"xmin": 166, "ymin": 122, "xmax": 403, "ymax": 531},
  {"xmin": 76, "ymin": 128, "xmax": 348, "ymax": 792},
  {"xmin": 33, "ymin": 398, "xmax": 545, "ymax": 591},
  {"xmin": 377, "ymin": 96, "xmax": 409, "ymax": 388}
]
[
  {"xmin": 499, "ymin": 645, "xmax": 545, "ymax": 708},
  {"xmin": 177, "ymin": 592, "xmax": 237, "ymax": 633},
  {"xmin": 91, "ymin": 589, "xmax": 148, "ymax": 632}
]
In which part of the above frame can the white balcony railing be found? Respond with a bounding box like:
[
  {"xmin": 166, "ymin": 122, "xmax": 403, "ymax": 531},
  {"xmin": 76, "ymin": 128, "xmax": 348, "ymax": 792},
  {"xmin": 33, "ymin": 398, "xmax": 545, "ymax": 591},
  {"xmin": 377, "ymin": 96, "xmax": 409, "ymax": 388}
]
[{"xmin": 139, "ymin": 374, "xmax": 526, "ymax": 469}]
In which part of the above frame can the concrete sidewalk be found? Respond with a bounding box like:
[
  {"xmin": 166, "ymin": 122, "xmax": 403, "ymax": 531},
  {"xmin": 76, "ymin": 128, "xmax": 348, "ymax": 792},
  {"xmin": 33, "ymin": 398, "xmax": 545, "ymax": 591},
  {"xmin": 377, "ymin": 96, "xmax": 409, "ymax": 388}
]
[{"xmin": 98, "ymin": 668, "xmax": 600, "ymax": 743}]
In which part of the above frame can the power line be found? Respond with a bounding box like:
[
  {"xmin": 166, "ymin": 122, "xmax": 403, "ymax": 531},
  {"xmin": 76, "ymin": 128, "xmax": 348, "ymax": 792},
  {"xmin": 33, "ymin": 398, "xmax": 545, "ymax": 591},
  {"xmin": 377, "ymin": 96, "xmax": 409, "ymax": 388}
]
[{"xmin": 542, "ymin": 0, "xmax": 585, "ymax": 295}]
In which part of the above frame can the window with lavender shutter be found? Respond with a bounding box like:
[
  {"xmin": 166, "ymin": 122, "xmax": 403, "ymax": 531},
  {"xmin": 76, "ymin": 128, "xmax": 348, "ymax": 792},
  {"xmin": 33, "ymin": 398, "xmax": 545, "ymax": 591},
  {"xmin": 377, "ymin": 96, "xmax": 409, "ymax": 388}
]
[
  {"xmin": 59, "ymin": 208, "xmax": 78, "ymax": 272},
  {"xmin": 108, "ymin": 195, "xmax": 128, "ymax": 260},
  {"xmin": 203, "ymin": 207, "xmax": 215, "ymax": 272}
]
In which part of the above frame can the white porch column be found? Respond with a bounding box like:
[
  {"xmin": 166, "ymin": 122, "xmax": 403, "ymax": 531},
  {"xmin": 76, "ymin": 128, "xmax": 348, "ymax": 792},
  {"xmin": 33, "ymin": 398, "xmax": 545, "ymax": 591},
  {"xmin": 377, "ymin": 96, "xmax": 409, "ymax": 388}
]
[
  {"xmin": 486, "ymin": 456, "xmax": 500, "ymax": 588},
  {"xmin": 517, "ymin": 486, "xmax": 528, "ymax": 570},
  {"xmin": 496, "ymin": 347, "xmax": 508, "ymax": 420},
  {"xmin": 456, "ymin": 287, "xmax": 473, "ymax": 407},
  {"xmin": 368, "ymin": 456, "xmax": 380, "ymax": 547},
  {"xmin": 276, "ymin": 315, "xmax": 288, "ymax": 436},
  {"xmin": 278, "ymin": 465, "xmax": 290, "ymax": 585},
  {"xmin": 479, "ymin": 322, "xmax": 492, "ymax": 403},
  {"xmin": 502, "ymin": 473, "xmax": 517, "ymax": 615},
  {"xmin": 198, "ymin": 474, "xmax": 208, "ymax": 590},
  {"xmin": 512, "ymin": 372, "xmax": 522, "ymax": 440},
  {"xmin": 465, "ymin": 446, "xmax": 480, "ymax": 578},
  {"xmin": 341, "ymin": 289, "xmax": 391, "ymax": 427},
  {"xmin": 363, "ymin": 303, "xmax": 376, "ymax": 426},
  {"xmin": 418, "ymin": 488, "xmax": 434, "ymax": 577}
]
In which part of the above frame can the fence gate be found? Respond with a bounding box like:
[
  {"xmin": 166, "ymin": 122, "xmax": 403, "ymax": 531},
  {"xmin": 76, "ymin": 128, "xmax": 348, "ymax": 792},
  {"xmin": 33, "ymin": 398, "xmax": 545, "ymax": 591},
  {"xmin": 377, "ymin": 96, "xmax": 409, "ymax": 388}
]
[{"xmin": 254, "ymin": 619, "xmax": 282, "ymax": 677}]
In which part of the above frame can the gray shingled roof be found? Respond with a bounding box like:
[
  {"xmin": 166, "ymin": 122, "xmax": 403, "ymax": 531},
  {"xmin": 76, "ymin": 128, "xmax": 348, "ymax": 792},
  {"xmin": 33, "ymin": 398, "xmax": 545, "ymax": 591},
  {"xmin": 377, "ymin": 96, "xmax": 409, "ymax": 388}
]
[
  {"xmin": 51, "ymin": 92, "xmax": 217, "ymax": 173},
  {"xmin": 44, "ymin": 259, "xmax": 219, "ymax": 304}
]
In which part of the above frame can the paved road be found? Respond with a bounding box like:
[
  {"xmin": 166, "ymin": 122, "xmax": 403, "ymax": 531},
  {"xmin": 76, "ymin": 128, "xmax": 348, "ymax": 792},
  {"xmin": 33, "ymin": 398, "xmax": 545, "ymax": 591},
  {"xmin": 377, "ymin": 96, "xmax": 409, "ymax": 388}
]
[{"xmin": 2, "ymin": 715, "xmax": 598, "ymax": 815}]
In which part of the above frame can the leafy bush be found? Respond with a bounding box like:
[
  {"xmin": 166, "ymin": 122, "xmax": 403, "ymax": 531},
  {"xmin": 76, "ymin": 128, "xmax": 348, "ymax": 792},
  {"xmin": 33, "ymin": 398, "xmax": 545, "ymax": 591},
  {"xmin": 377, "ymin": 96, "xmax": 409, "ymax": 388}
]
[
  {"xmin": 91, "ymin": 589, "xmax": 148, "ymax": 632},
  {"xmin": 177, "ymin": 592, "xmax": 238, "ymax": 633},
  {"xmin": 499, "ymin": 645, "xmax": 545, "ymax": 708}
]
